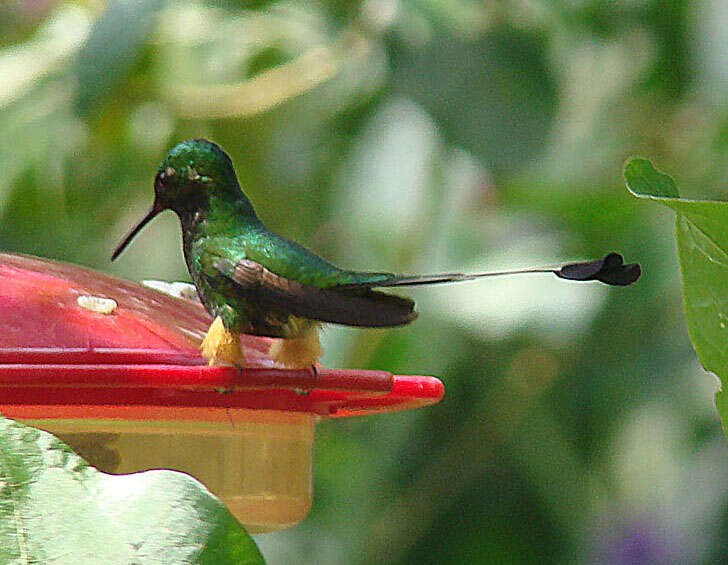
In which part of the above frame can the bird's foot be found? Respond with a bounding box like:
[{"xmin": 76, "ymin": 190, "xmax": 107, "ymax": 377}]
[
  {"xmin": 201, "ymin": 316, "xmax": 246, "ymax": 368},
  {"xmin": 292, "ymin": 365, "xmax": 319, "ymax": 397},
  {"xmin": 268, "ymin": 329, "xmax": 322, "ymax": 397},
  {"xmin": 267, "ymin": 329, "xmax": 323, "ymax": 369}
]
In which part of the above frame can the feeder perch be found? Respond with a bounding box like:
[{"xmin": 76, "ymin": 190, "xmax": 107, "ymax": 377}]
[{"xmin": 0, "ymin": 253, "xmax": 443, "ymax": 532}]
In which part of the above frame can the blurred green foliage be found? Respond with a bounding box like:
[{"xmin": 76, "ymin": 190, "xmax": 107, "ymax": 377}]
[{"xmin": 2, "ymin": 0, "xmax": 728, "ymax": 563}]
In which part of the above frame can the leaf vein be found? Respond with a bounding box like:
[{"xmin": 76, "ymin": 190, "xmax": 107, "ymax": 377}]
[{"xmin": 0, "ymin": 434, "xmax": 29, "ymax": 565}]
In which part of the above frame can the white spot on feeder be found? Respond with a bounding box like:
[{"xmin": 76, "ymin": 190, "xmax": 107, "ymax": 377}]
[
  {"xmin": 142, "ymin": 280, "xmax": 199, "ymax": 301},
  {"xmin": 77, "ymin": 295, "xmax": 117, "ymax": 314}
]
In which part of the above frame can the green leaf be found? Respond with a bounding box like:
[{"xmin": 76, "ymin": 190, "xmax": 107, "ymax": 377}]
[
  {"xmin": 716, "ymin": 389, "xmax": 728, "ymax": 440},
  {"xmin": 0, "ymin": 415, "xmax": 265, "ymax": 565},
  {"xmin": 624, "ymin": 157, "xmax": 679, "ymax": 198},
  {"xmin": 625, "ymin": 157, "xmax": 728, "ymax": 435}
]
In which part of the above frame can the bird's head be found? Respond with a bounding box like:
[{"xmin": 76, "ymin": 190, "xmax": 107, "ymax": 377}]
[
  {"xmin": 153, "ymin": 139, "xmax": 241, "ymax": 211},
  {"xmin": 112, "ymin": 139, "xmax": 255, "ymax": 261}
]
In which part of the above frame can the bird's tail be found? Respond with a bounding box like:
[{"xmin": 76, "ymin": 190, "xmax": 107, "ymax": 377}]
[{"xmin": 337, "ymin": 253, "xmax": 641, "ymax": 289}]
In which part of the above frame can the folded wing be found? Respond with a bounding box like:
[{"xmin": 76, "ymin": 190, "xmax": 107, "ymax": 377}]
[{"xmin": 213, "ymin": 258, "xmax": 417, "ymax": 328}]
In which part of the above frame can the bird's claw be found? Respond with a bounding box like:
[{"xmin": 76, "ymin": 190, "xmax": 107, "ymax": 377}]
[
  {"xmin": 214, "ymin": 363, "xmax": 243, "ymax": 395},
  {"xmin": 293, "ymin": 364, "xmax": 318, "ymax": 396}
]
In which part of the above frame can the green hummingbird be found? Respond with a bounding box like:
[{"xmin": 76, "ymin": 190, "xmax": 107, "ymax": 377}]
[{"xmin": 111, "ymin": 139, "xmax": 640, "ymax": 369}]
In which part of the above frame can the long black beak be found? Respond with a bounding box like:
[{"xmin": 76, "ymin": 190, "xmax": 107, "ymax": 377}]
[{"xmin": 111, "ymin": 201, "xmax": 163, "ymax": 261}]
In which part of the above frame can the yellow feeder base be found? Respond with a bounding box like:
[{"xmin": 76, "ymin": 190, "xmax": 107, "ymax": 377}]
[{"xmin": 23, "ymin": 409, "xmax": 315, "ymax": 533}]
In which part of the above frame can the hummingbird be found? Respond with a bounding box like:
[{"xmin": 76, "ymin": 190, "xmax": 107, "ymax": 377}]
[{"xmin": 111, "ymin": 139, "xmax": 640, "ymax": 369}]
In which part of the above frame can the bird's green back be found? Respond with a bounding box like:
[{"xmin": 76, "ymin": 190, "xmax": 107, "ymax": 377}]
[{"xmin": 200, "ymin": 219, "xmax": 394, "ymax": 289}]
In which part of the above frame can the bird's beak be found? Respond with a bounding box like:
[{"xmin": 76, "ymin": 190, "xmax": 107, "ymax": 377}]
[{"xmin": 111, "ymin": 200, "xmax": 164, "ymax": 261}]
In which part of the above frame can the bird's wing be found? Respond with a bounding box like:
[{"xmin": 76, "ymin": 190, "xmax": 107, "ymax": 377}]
[
  {"xmin": 211, "ymin": 256, "xmax": 417, "ymax": 328},
  {"xmin": 240, "ymin": 229, "xmax": 395, "ymax": 288}
]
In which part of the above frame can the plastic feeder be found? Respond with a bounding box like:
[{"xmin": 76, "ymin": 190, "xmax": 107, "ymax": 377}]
[{"xmin": 0, "ymin": 253, "xmax": 443, "ymax": 532}]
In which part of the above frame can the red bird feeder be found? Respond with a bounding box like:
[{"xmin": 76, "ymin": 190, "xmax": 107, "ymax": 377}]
[{"xmin": 0, "ymin": 253, "xmax": 443, "ymax": 531}]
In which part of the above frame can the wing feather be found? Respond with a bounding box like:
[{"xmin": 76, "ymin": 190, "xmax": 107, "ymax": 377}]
[{"xmin": 213, "ymin": 258, "xmax": 417, "ymax": 328}]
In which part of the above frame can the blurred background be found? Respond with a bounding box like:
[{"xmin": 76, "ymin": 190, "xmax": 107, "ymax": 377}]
[{"xmin": 2, "ymin": 0, "xmax": 728, "ymax": 562}]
